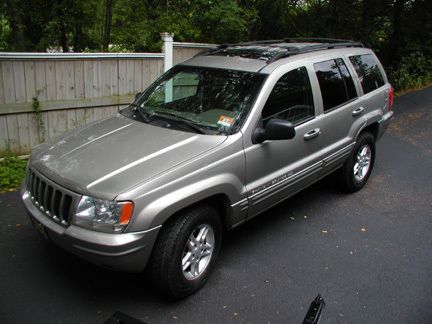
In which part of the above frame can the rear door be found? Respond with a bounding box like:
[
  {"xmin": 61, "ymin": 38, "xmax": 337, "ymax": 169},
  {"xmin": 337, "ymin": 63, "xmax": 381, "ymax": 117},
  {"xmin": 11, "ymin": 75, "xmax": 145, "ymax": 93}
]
[{"xmin": 310, "ymin": 57, "xmax": 366, "ymax": 176}]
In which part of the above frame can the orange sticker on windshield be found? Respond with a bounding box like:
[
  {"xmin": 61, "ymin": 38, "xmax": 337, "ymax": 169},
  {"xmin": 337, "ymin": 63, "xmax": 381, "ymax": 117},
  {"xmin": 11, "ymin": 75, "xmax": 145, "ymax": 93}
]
[{"xmin": 217, "ymin": 115, "xmax": 234, "ymax": 127}]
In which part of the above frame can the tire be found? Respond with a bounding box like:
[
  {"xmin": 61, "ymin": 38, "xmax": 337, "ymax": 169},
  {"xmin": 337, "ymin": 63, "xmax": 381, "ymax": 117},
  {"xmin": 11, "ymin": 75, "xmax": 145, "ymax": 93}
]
[
  {"xmin": 147, "ymin": 205, "xmax": 222, "ymax": 299},
  {"xmin": 340, "ymin": 131, "xmax": 375, "ymax": 193}
]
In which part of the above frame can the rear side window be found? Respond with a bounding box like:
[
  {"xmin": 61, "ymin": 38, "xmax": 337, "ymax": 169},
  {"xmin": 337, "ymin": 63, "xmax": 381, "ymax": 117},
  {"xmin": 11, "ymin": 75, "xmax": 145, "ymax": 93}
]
[
  {"xmin": 349, "ymin": 54, "xmax": 385, "ymax": 94},
  {"xmin": 314, "ymin": 59, "xmax": 357, "ymax": 111},
  {"xmin": 262, "ymin": 67, "xmax": 314, "ymax": 125}
]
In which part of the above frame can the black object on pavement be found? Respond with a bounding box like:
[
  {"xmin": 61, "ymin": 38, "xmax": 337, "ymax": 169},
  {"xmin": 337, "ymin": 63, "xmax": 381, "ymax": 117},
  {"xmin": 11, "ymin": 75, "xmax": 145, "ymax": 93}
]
[{"xmin": 303, "ymin": 294, "xmax": 325, "ymax": 324}]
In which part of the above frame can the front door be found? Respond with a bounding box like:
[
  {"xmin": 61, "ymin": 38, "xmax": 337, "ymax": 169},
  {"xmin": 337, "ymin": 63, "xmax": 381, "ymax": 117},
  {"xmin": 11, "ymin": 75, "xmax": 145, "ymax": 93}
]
[{"xmin": 244, "ymin": 66, "xmax": 324, "ymax": 218}]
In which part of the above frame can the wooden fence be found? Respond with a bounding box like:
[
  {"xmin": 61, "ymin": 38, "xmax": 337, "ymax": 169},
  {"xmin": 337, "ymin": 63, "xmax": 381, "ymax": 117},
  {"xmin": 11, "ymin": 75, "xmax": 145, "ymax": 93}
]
[
  {"xmin": 173, "ymin": 42, "xmax": 210, "ymax": 65},
  {"xmin": 0, "ymin": 40, "xmax": 213, "ymax": 156}
]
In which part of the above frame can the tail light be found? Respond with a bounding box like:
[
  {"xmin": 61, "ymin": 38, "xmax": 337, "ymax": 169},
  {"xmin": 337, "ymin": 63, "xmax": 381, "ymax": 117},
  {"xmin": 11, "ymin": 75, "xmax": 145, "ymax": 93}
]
[{"xmin": 388, "ymin": 85, "xmax": 394, "ymax": 111}]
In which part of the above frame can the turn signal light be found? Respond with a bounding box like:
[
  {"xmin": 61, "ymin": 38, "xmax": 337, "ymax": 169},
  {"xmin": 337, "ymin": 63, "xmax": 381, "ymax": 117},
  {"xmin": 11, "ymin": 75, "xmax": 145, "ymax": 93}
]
[{"xmin": 120, "ymin": 201, "xmax": 134, "ymax": 225}]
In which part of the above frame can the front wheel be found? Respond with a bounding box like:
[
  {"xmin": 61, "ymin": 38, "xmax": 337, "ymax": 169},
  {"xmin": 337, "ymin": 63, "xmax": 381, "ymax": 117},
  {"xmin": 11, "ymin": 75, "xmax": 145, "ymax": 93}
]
[
  {"xmin": 339, "ymin": 132, "xmax": 376, "ymax": 192},
  {"xmin": 147, "ymin": 205, "xmax": 222, "ymax": 299}
]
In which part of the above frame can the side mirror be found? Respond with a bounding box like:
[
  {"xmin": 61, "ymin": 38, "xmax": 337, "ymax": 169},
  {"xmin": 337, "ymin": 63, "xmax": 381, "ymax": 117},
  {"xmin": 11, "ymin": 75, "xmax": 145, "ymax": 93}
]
[{"xmin": 252, "ymin": 118, "xmax": 296, "ymax": 144}]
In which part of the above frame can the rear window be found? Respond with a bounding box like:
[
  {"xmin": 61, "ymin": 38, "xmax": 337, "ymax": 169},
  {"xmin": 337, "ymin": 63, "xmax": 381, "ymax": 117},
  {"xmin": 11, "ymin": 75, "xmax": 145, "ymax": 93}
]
[
  {"xmin": 314, "ymin": 58, "xmax": 357, "ymax": 112},
  {"xmin": 349, "ymin": 54, "xmax": 385, "ymax": 94}
]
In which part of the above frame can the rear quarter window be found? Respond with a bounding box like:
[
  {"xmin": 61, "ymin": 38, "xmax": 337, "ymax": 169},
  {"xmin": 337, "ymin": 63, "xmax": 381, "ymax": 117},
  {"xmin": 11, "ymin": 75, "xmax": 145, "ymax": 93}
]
[{"xmin": 349, "ymin": 54, "xmax": 385, "ymax": 94}]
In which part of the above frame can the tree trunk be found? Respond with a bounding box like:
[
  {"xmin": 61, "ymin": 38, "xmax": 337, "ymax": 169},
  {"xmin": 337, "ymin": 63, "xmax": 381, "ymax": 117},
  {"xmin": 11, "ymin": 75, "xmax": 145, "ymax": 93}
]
[
  {"xmin": 387, "ymin": 0, "xmax": 405, "ymax": 66},
  {"xmin": 103, "ymin": 0, "xmax": 113, "ymax": 51},
  {"xmin": 59, "ymin": 24, "xmax": 68, "ymax": 52}
]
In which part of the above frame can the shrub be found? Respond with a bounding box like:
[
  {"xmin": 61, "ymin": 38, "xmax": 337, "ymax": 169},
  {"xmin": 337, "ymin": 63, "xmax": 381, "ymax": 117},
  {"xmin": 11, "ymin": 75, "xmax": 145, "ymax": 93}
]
[
  {"xmin": 389, "ymin": 51, "xmax": 432, "ymax": 92},
  {"xmin": 0, "ymin": 156, "xmax": 27, "ymax": 192}
]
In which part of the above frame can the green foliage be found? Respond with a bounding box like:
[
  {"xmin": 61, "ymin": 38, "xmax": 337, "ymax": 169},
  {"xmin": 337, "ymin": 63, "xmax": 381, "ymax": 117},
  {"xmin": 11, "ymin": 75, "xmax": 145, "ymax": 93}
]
[
  {"xmin": 1, "ymin": 0, "xmax": 431, "ymax": 91},
  {"xmin": 389, "ymin": 50, "xmax": 432, "ymax": 91},
  {"xmin": 109, "ymin": 0, "xmax": 154, "ymax": 51},
  {"xmin": 2, "ymin": 0, "xmax": 103, "ymax": 52},
  {"xmin": 0, "ymin": 15, "xmax": 11, "ymax": 51},
  {"xmin": 0, "ymin": 156, "xmax": 27, "ymax": 192},
  {"xmin": 109, "ymin": 0, "xmax": 255, "ymax": 51}
]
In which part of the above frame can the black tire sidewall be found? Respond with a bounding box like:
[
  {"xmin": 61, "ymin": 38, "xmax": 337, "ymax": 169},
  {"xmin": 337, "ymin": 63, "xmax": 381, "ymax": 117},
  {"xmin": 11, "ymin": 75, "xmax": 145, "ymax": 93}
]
[{"xmin": 166, "ymin": 206, "xmax": 222, "ymax": 298}]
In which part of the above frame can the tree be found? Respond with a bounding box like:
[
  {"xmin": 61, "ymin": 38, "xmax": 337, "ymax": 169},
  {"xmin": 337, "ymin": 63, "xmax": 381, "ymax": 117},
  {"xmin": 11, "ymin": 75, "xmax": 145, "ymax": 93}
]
[
  {"xmin": 0, "ymin": 0, "xmax": 430, "ymax": 91},
  {"xmin": 102, "ymin": 0, "xmax": 113, "ymax": 51}
]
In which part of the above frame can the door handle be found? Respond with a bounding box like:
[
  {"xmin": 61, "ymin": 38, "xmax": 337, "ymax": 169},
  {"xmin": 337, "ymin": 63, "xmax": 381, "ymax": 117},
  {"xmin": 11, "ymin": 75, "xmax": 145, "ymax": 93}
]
[
  {"xmin": 352, "ymin": 107, "xmax": 364, "ymax": 116},
  {"xmin": 304, "ymin": 128, "xmax": 321, "ymax": 141}
]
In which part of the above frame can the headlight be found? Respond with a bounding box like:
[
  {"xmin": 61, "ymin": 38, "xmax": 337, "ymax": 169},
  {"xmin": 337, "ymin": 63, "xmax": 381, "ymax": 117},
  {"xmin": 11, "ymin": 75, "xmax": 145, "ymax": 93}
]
[{"xmin": 72, "ymin": 196, "xmax": 134, "ymax": 233}]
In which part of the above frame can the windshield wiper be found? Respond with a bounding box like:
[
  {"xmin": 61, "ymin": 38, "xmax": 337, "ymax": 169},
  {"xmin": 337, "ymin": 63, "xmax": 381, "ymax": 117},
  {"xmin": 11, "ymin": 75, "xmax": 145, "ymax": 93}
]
[
  {"xmin": 153, "ymin": 111, "xmax": 207, "ymax": 134},
  {"xmin": 130, "ymin": 105, "xmax": 151, "ymax": 123}
]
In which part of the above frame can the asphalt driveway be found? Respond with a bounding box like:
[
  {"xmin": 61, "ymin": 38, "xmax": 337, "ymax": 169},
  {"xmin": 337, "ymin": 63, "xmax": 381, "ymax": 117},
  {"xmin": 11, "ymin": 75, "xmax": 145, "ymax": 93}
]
[{"xmin": 1, "ymin": 87, "xmax": 431, "ymax": 324}]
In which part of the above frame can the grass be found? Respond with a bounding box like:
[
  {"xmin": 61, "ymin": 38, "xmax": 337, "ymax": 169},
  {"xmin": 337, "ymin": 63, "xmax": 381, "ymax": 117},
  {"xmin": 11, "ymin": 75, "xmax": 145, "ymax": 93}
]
[
  {"xmin": 0, "ymin": 156, "xmax": 27, "ymax": 192},
  {"xmin": 394, "ymin": 81, "xmax": 432, "ymax": 97}
]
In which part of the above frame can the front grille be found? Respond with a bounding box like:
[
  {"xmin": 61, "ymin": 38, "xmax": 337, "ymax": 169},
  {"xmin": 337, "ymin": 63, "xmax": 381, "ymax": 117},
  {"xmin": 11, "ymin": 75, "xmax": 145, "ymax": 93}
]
[{"xmin": 27, "ymin": 168, "xmax": 77, "ymax": 226}]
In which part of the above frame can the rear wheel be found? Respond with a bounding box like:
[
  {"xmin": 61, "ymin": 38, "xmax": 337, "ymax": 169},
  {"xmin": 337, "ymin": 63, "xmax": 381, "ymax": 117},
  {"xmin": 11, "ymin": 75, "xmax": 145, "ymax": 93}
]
[
  {"xmin": 147, "ymin": 205, "xmax": 222, "ymax": 299},
  {"xmin": 340, "ymin": 132, "xmax": 375, "ymax": 192}
]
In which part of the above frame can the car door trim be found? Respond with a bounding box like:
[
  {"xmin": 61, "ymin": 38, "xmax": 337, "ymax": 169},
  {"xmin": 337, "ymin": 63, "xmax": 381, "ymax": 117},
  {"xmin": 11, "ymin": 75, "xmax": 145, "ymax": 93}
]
[{"xmin": 249, "ymin": 161, "xmax": 322, "ymax": 205}]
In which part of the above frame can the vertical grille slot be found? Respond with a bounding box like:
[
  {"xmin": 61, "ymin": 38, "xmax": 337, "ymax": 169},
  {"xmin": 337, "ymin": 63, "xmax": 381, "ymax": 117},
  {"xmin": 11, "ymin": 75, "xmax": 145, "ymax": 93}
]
[
  {"xmin": 34, "ymin": 177, "xmax": 40, "ymax": 202},
  {"xmin": 39, "ymin": 181, "xmax": 46, "ymax": 206},
  {"xmin": 29, "ymin": 171, "xmax": 35, "ymax": 196},
  {"xmin": 59, "ymin": 194, "xmax": 72, "ymax": 223},
  {"xmin": 32, "ymin": 175, "xmax": 38, "ymax": 200},
  {"xmin": 53, "ymin": 190, "xmax": 62, "ymax": 217},
  {"xmin": 45, "ymin": 185, "xmax": 53, "ymax": 214}
]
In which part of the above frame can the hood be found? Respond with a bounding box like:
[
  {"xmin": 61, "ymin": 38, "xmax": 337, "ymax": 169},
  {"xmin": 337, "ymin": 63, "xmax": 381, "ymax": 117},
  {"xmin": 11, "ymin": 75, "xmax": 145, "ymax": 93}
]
[{"xmin": 31, "ymin": 115, "xmax": 227, "ymax": 199}]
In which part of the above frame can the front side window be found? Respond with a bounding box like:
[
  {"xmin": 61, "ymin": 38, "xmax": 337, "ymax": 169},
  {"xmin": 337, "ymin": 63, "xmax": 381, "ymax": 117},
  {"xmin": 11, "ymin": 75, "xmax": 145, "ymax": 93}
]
[
  {"xmin": 262, "ymin": 67, "xmax": 314, "ymax": 125},
  {"xmin": 314, "ymin": 58, "xmax": 357, "ymax": 112},
  {"xmin": 122, "ymin": 66, "xmax": 266, "ymax": 135},
  {"xmin": 349, "ymin": 54, "xmax": 385, "ymax": 94}
]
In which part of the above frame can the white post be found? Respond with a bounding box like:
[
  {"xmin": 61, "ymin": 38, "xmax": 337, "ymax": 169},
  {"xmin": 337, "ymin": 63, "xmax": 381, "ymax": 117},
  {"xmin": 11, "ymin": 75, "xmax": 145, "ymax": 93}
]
[
  {"xmin": 160, "ymin": 32, "xmax": 174, "ymax": 72},
  {"xmin": 160, "ymin": 32, "xmax": 174, "ymax": 103}
]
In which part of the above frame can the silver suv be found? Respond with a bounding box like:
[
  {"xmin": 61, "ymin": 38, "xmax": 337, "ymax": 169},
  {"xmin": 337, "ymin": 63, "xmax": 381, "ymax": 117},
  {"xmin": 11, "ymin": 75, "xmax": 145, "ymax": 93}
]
[{"xmin": 21, "ymin": 39, "xmax": 393, "ymax": 298}]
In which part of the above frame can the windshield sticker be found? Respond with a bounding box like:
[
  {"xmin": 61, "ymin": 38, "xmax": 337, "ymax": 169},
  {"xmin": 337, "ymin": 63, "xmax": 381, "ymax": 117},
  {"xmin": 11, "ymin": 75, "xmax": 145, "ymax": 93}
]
[{"xmin": 217, "ymin": 115, "xmax": 234, "ymax": 127}]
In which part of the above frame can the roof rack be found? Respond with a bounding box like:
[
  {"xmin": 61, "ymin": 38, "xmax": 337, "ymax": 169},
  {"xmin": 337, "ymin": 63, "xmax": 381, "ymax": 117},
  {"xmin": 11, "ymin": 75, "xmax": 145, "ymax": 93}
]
[
  {"xmin": 283, "ymin": 37, "xmax": 355, "ymax": 43},
  {"xmin": 195, "ymin": 38, "xmax": 363, "ymax": 64},
  {"xmin": 266, "ymin": 41, "xmax": 363, "ymax": 64}
]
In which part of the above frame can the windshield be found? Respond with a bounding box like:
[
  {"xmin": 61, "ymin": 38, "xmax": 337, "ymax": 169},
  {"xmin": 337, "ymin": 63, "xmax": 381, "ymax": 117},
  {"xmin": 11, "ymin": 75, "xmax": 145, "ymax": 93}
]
[{"xmin": 121, "ymin": 65, "xmax": 266, "ymax": 135}]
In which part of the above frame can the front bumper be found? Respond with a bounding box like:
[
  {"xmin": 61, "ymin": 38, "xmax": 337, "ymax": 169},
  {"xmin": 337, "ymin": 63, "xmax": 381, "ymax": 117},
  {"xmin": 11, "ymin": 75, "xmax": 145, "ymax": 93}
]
[
  {"xmin": 21, "ymin": 188, "xmax": 160, "ymax": 273},
  {"xmin": 377, "ymin": 110, "xmax": 394, "ymax": 140}
]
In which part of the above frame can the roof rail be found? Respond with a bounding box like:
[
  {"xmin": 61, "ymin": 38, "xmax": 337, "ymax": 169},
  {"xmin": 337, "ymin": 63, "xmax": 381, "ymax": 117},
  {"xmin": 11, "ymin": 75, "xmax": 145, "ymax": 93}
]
[
  {"xmin": 193, "ymin": 39, "xmax": 289, "ymax": 57},
  {"xmin": 283, "ymin": 37, "xmax": 355, "ymax": 43},
  {"xmin": 266, "ymin": 41, "xmax": 363, "ymax": 64},
  {"xmin": 194, "ymin": 38, "xmax": 364, "ymax": 63}
]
